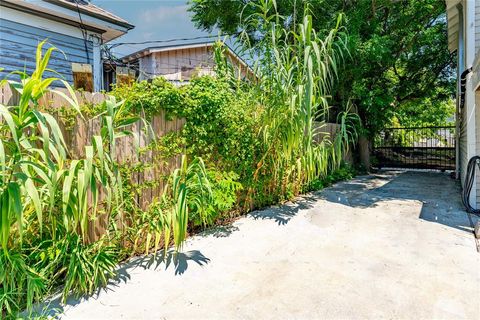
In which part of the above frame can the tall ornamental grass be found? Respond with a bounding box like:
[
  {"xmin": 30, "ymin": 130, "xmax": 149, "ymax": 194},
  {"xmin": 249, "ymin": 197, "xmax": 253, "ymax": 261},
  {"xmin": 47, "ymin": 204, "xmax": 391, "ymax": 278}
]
[
  {"xmin": 0, "ymin": 42, "xmax": 209, "ymax": 318},
  {"xmin": 235, "ymin": 0, "xmax": 359, "ymax": 202},
  {"xmin": 1, "ymin": 3, "xmax": 360, "ymax": 316},
  {"xmin": 0, "ymin": 41, "xmax": 138, "ymax": 316}
]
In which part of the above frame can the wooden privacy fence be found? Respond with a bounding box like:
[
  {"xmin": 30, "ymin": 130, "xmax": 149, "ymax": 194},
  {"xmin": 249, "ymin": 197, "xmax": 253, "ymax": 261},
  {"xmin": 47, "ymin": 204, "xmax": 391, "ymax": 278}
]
[
  {"xmin": 1, "ymin": 85, "xmax": 185, "ymax": 241},
  {"xmin": 1, "ymin": 85, "xmax": 346, "ymax": 240},
  {"xmin": 313, "ymin": 122, "xmax": 341, "ymax": 143},
  {"xmin": 313, "ymin": 122, "xmax": 353, "ymax": 163}
]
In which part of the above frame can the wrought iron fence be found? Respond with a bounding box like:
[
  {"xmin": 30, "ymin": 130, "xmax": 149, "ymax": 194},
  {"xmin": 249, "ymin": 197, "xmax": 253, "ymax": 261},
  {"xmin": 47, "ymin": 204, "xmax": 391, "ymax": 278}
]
[{"xmin": 373, "ymin": 126, "xmax": 455, "ymax": 171}]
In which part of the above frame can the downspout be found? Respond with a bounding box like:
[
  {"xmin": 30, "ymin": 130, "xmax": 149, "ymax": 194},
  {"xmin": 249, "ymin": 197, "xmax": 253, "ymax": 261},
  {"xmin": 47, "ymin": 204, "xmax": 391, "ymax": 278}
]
[
  {"xmin": 460, "ymin": 67, "xmax": 473, "ymax": 109},
  {"xmin": 455, "ymin": 4, "xmax": 464, "ymax": 180},
  {"xmin": 457, "ymin": 67, "xmax": 472, "ymax": 179}
]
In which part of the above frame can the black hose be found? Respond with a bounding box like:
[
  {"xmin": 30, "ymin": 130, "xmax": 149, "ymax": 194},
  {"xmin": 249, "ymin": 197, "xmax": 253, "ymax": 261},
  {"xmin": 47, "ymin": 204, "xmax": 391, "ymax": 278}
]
[
  {"xmin": 462, "ymin": 156, "xmax": 480, "ymax": 217},
  {"xmin": 460, "ymin": 67, "xmax": 472, "ymax": 109}
]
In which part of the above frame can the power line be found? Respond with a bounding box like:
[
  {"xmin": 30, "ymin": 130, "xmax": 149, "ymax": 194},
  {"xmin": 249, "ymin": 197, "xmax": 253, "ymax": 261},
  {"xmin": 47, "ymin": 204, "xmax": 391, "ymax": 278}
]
[
  {"xmin": 107, "ymin": 33, "xmax": 240, "ymax": 50},
  {"xmin": 73, "ymin": 0, "xmax": 90, "ymax": 64}
]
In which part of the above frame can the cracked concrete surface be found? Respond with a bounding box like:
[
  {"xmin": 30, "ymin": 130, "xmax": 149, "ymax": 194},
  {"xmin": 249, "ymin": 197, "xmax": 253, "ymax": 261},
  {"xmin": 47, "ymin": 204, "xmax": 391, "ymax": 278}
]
[{"xmin": 54, "ymin": 171, "xmax": 479, "ymax": 319}]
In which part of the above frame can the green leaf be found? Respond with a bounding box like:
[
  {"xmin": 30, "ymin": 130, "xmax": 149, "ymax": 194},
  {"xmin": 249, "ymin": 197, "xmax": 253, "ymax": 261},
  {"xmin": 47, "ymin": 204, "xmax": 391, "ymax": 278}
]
[{"xmin": 25, "ymin": 178, "xmax": 43, "ymax": 233}]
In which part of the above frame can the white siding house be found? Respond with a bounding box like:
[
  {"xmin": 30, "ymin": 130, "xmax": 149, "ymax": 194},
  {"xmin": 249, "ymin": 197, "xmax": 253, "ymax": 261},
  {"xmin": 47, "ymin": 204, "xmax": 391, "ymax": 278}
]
[
  {"xmin": 0, "ymin": 0, "xmax": 133, "ymax": 91},
  {"xmin": 446, "ymin": 0, "xmax": 480, "ymax": 208}
]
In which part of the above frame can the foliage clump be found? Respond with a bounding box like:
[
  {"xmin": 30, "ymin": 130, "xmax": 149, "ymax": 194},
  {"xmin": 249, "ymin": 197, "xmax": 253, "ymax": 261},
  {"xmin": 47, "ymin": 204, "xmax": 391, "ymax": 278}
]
[
  {"xmin": 111, "ymin": 1, "xmax": 359, "ymax": 212},
  {"xmin": 112, "ymin": 77, "xmax": 183, "ymax": 119},
  {"xmin": 189, "ymin": 0, "xmax": 456, "ymax": 135},
  {"xmin": 1, "ymin": 4, "xmax": 360, "ymax": 317}
]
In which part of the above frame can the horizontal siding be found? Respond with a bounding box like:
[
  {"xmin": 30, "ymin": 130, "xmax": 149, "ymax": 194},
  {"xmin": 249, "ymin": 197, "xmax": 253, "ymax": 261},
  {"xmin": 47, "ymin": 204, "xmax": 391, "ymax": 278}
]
[
  {"xmin": 476, "ymin": 1, "xmax": 480, "ymax": 53},
  {"xmin": 0, "ymin": 18, "xmax": 92, "ymax": 84},
  {"xmin": 139, "ymin": 46, "xmax": 250, "ymax": 81}
]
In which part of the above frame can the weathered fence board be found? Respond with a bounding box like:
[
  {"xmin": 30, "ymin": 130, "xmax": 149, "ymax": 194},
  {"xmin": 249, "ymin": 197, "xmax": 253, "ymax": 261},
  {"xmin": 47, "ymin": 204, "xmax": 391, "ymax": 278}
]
[
  {"xmin": 1, "ymin": 85, "xmax": 185, "ymax": 240},
  {"xmin": 313, "ymin": 122, "xmax": 341, "ymax": 143},
  {"xmin": 2, "ymin": 85, "xmax": 340, "ymax": 240}
]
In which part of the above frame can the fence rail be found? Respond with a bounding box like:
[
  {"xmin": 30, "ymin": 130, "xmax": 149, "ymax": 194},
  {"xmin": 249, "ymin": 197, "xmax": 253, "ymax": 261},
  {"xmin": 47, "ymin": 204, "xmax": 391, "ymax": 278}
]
[{"xmin": 1, "ymin": 85, "xmax": 185, "ymax": 241}]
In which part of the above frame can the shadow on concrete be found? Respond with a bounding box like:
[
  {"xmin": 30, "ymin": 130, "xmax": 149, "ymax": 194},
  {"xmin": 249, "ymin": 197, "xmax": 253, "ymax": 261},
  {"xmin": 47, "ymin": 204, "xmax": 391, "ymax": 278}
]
[
  {"xmin": 112, "ymin": 249, "xmax": 210, "ymax": 282},
  {"xmin": 318, "ymin": 170, "xmax": 478, "ymax": 234},
  {"xmin": 250, "ymin": 194, "xmax": 319, "ymax": 225},
  {"xmin": 200, "ymin": 224, "xmax": 240, "ymax": 238},
  {"xmin": 36, "ymin": 249, "xmax": 210, "ymax": 318},
  {"xmin": 33, "ymin": 170, "xmax": 477, "ymax": 318}
]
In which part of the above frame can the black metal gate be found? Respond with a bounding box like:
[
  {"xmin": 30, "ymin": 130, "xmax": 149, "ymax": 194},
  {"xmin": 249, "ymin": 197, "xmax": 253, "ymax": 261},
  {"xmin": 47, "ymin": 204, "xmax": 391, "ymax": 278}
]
[{"xmin": 373, "ymin": 126, "xmax": 456, "ymax": 171}]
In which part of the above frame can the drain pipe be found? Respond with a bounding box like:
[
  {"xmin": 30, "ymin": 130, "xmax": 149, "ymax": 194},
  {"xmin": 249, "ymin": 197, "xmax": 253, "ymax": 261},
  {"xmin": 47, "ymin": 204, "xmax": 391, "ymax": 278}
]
[
  {"xmin": 458, "ymin": 67, "xmax": 480, "ymax": 241},
  {"xmin": 456, "ymin": 67, "xmax": 472, "ymax": 180},
  {"xmin": 459, "ymin": 67, "xmax": 472, "ymax": 109}
]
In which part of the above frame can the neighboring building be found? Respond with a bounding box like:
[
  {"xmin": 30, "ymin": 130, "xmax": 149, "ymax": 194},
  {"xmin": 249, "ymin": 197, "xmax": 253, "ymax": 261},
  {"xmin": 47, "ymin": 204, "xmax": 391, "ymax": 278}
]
[
  {"xmin": 119, "ymin": 42, "xmax": 254, "ymax": 85},
  {"xmin": 0, "ymin": 0, "xmax": 134, "ymax": 91},
  {"xmin": 446, "ymin": 0, "xmax": 480, "ymax": 207}
]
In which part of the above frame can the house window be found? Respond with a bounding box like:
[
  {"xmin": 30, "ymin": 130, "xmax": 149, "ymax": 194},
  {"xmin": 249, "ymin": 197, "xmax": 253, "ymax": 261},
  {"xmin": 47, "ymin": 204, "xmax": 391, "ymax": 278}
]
[{"xmin": 72, "ymin": 63, "xmax": 93, "ymax": 92}]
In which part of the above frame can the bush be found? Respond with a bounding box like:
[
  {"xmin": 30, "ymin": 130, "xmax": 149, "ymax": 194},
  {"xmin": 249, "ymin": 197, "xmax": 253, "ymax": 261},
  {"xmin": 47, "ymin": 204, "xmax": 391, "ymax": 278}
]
[
  {"xmin": 0, "ymin": 41, "xmax": 139, "ymax": 318},
  {"xmin": 304, "ymin": 164, "xmax": 356, "ymax": 193},
  {"xmin": 2, "ymin": 10, "xmax": 360, "ymax": 314},
  {"xmin": 112, "ymin": 77, "xmax": 183, "ymax": 119},
  {"xmin": 180, "ymin": 76, "xmax": 261, "ymax": 174}
]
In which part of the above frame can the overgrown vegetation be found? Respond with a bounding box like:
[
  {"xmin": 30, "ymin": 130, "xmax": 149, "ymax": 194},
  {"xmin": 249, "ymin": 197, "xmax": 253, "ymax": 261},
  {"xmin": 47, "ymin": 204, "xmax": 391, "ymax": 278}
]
[
  {"xmin": 1, "ymin": 3, "xmax": 359, "ymax": 317},
  {"xmin": 0, "ymin": 43, "xmax": 220, "ymax": 318},
  {"xmin": 189, "ymin": 0, "xmax": 456, "ymax": 135}
]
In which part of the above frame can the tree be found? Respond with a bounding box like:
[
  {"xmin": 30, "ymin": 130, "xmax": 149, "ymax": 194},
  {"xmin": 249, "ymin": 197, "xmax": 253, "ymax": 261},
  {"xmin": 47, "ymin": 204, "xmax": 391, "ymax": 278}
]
[{"xmin": 189, "ymin": 0, "xmax": 456, "ymax": 136}]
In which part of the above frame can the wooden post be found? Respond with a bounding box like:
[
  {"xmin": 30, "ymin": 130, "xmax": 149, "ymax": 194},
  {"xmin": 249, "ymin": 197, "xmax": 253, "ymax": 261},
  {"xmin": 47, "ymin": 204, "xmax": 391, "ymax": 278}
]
[{"xmin": 358, "ymin": 135, "xmax": 371, "ymax": 171}]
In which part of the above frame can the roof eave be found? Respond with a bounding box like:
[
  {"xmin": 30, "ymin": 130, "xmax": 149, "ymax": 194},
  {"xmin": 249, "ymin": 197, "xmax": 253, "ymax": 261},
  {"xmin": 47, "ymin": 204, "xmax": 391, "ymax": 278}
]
[
  {"xmin": 0, "ymin": 0, "xmax": 134, "ymax": 42},
  {"xmin": 446, "ymin": 0, "xmax": 461, "ymax": 53},
  {"xmin": 43, "ymin": 0, "xmax": 134, "ymax": 30}
]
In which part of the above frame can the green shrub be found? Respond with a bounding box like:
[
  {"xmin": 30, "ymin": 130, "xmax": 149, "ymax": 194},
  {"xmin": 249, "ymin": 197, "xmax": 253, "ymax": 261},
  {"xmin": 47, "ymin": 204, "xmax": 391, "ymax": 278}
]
[
  {"xmin": 201, "ymin": 170, "xmax": 243, "ymax": 226},
  {"xmin": 112, "ymin": 77, "xmax": 182, "ymax": 119},
  {"xmin": 304, "ymin": 164, "xmax": 356, "ymax": 193},
  {"xmin": 0, "ymin": 6, "xmax": 361, "ymax": 314},
  {"xmin": 180, "ymin": 76, "xmax": 261, "ymax": 174},
  {"xmin": 0, "ymin": 41, "xmax": 141, "ymax": 317}
]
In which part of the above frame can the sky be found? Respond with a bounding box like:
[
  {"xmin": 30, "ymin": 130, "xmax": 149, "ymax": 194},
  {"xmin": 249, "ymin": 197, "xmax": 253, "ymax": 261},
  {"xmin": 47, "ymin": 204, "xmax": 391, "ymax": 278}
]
[{"xmin": 94, "ymin": 0, "xmax": 216, "ymax": 57}]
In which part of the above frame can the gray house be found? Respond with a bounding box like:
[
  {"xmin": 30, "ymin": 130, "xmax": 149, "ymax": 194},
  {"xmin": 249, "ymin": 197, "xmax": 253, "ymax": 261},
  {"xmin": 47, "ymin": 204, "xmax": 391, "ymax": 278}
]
[{"xmin": 0, "ymin": 0, "xmax": 133, "ymax": 91}]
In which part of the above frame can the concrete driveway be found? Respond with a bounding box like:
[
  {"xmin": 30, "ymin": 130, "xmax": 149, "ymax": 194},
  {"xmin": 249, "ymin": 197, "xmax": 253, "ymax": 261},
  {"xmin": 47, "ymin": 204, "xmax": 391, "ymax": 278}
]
[{"xmin": 57, "ymin": 171, "xmax": 479, "ymax": 319}]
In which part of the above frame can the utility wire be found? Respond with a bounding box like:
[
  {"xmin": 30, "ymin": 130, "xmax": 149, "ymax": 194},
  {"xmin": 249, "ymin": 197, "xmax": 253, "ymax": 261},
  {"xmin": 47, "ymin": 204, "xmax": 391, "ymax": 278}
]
[
  {"xmin": 107, "ymin": 33, "xmax": 240, "ymax": 50},
  {"xmin": 74, "ymin": 0, "xmax": 90, "ymax": 64}
]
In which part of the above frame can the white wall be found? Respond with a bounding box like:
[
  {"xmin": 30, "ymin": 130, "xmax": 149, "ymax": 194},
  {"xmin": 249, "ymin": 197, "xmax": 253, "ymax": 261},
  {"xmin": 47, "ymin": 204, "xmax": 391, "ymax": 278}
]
[
  {"xmin": 459, "ymin": 0, "xmax": 479, "ymax": 208},
  {"xmin": 475, "ymin": 0, "xmax": 480, "ymax": 53}
]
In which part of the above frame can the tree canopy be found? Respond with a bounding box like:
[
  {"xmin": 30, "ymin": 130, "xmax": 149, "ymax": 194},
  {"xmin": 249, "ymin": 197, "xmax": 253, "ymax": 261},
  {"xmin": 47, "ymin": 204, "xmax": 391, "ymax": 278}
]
[{"xmin": 189, "ymin": 0, "xmax": 456, "ymax": 135}]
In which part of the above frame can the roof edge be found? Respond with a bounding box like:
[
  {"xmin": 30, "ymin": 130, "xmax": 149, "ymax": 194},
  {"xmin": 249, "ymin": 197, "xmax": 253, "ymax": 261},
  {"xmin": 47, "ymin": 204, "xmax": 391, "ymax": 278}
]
[
  {"xmin": 121, "ymin": 41, "xmax": 251, "ymax": 69},
  {"xmin": 44, "ymin": 0, "xmax": 134, "ymax": 29},
  {"xmin": 445, "ymin": 0, "xmax": 461, "ymax": 53}
]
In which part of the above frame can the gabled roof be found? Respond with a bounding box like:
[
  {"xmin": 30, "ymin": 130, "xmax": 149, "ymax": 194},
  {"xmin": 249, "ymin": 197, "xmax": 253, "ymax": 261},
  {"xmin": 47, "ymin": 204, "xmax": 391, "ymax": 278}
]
[
  {"xmin": 121, "ymin": 41, "xmax": 257, "ymax": 81},
  {"xmin": 0, "ymin": 0, "xmax": 134, "ymax": 41},
  {"xmin": 121, "ymin": 41, "xmax": 251, "ymax": 70}
]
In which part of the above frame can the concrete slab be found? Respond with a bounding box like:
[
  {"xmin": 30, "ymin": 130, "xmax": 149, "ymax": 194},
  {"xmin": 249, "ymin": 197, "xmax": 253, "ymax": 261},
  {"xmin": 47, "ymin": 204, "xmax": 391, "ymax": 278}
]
[{"xmin": 53, "ymin": 171, "xmax": 480, "ymax": 319}]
